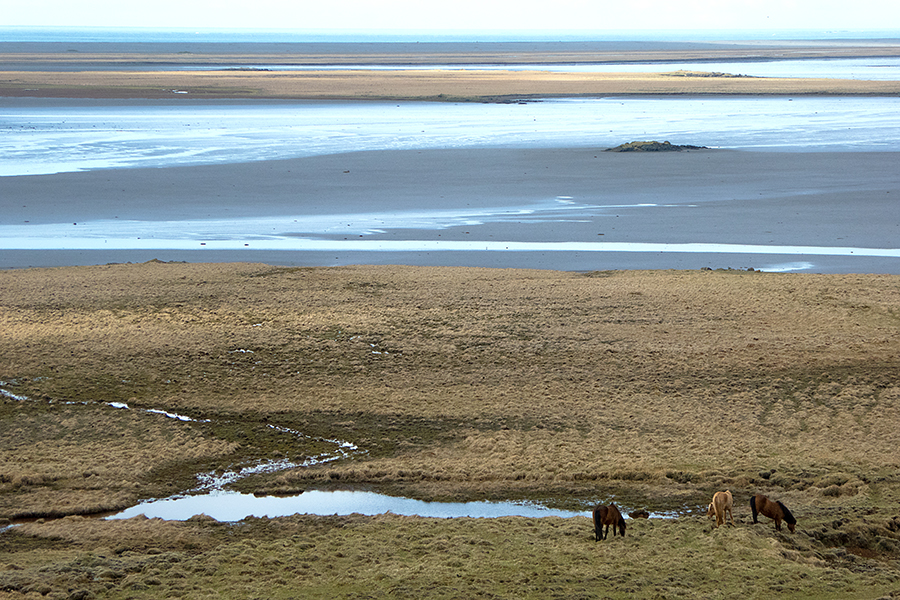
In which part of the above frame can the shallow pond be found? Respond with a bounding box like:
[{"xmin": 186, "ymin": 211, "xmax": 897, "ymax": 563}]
[
  {"xmin": 108, "ymin": 490, "xmax": 593, "ymax": 521},
  {"xmin": 107, "ymin": 489, "xmax": 680, "ymax": 522}
]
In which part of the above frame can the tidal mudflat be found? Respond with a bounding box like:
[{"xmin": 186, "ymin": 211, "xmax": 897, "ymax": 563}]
[
  {"xmin": 2, "ymin": 144, "xmax": 899, "ymax": 273},
  {"xmin": 3, "ymin": 39, "xmax": 900, "ymax": 274}
]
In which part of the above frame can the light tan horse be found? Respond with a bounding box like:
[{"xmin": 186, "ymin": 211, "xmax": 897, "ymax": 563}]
[{"xmin": 706, "ymin": 490, "xmax": 735, "ymax": 527}]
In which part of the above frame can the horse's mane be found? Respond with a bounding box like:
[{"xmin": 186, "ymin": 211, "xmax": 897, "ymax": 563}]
[{"xmin": 776, "ymin": 500, "xmax": 797, "ymax": 525}]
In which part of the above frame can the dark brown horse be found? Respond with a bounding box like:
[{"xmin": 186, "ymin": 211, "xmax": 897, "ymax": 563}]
[
  {"xmin": 592, "ymin": 503, "xmax": 626, "ymax": 541},
  {"xmin": 750, "ymin": 494, "xmax": 796, "ymax": 533}
]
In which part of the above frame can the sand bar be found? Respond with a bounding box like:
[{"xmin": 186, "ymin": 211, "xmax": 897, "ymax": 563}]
[
  {"xmin": 3, "ymin": 68, "xmax": 900, "ymax": 100},
  {"xmin": 3, "ymin": 40, "xmax": 900, "ymax": 100}
]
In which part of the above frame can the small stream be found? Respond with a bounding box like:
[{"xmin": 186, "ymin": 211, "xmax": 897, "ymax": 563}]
[{"xmin": 3, "ymin": 381, "xmax": 678, "ymax": 522}]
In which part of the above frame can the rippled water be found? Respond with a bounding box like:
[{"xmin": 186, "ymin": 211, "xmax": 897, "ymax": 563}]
[
  {"xmin": 3, "ymin": 96, "xmax": 900, "ymax": 176},
  {"xmin": 3, "ymin": 95, "xmax": 898, "ymax": 273}
]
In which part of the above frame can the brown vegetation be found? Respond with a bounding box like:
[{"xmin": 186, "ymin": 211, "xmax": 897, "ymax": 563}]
[
  {"xmin": 2, "ymin": 262, "xmax": 899, "ymax": 507},
  {"xmin": 1, "ymin": 262, "xmax": 899, "ymax": 597}
]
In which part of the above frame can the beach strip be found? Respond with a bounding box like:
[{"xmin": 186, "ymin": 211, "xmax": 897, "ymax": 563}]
[{"xmin": 3, "ymin": 68, "xmax": 900, "ymax": 100}]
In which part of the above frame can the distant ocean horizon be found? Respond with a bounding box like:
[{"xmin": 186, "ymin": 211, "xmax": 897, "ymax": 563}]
[{"xmin": 2, "ymin": 26, "xmax": 900, "ymax": 44}]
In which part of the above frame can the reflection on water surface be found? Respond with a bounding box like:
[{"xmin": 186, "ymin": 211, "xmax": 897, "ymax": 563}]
[{"xmin": 108, "ymin": 489, "xmax": 677, "ymax": 522}]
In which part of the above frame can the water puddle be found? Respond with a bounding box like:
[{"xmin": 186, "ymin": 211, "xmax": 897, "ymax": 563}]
[
  {"xmin": 108, "ymin": 490, "xmax": 589, "ymax": 521},
  {"xmin": 106, "ymin": 489, "xmax": 681, "ymax": 522}
]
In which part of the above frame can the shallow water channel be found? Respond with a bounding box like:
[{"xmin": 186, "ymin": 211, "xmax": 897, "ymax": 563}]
[{"xmin": 2, "ymin": 383, "xmax": 675, "ymax": 522}]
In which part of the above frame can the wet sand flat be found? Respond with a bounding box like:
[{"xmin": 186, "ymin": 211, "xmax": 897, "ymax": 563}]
[{"xmin": 2, "ymin": 148, "xmax": 898, "ymax": 273}]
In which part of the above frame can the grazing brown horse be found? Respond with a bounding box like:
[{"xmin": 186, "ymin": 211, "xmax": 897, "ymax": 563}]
[
  {"xmin": 750, "ymin": 494, "xmax": 796, "ymax": 533},
  {"xmin": 592, "ymin": 503, "xmax": 626, "ymax": 541},
  {"xmin": 707, "ymin": 490, "xmax": 735, "ymax": 528}
]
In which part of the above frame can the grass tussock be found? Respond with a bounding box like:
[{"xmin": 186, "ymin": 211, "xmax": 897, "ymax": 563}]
[
  {"xmin": 1, "ymin": 262, "xmax": 900, "ymax": 597},
  {"xmin": 3, "ymin": 513, "xmax": 900, "ymax": 599}
]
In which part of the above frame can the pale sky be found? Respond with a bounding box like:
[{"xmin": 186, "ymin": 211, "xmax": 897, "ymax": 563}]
[{"xmin": 2, "ymin": 0, "xmax": 897, "ymax": 32}]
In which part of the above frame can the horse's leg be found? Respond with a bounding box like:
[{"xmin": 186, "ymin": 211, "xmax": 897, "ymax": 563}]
[
  {"xmin": 727, "ymin": 506, "xmax": 734, "ymax": 526},
  {"xmin": 774, "ymin": 517, "xmax": 782, "ymax": 531}
]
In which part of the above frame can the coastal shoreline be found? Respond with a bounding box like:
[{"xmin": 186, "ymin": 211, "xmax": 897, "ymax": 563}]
[
  {"xmin": 2, "ymin": 41, "xmax": 898, "ymax": 274},
  {"xmin": 2, "ymin": 40, "xmax": 900, "ymax": 100}
]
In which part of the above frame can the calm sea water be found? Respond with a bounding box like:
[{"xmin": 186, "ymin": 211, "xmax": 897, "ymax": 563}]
[{"xmin": 3, "ymin": 26, "xmax": 899, "ymax": 43}]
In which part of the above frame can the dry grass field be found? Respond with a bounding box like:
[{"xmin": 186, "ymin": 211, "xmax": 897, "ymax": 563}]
[{"xmin": 1, "ymin": 262, "xmax": 899, "ymax": 598}]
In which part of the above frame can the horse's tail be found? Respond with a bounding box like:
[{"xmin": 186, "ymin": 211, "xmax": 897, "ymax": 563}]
[
  {"xmin": 750, "ymin": 495, "xmax": 758, "ymax": 523},
  {"xmin": 777, "ymin": 501, "xmax": 797, "ymax": 525}
]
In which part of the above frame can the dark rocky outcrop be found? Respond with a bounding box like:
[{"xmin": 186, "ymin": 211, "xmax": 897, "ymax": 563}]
[{"xmin": 605, "ymin": 140, "xmax": 708, "ymax": 152}]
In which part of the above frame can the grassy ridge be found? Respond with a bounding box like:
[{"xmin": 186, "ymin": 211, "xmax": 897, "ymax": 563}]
[
  {"xmin": 3, "ymin": 514, "xmax": 899, "ymax": 599},
  {"xmin": 1, "ymin": 262, "xmax": 899, "ymax": 597}
]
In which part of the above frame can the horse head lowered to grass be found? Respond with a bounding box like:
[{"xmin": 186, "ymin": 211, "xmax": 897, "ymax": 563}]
[
  {"xmin": 592, "ymin": 503, "xmax": 626, "ymax": 541},
  {"xmin": 707, "ymin": 490, "xmax": 735, "ymax": 528},
  {"xmin": 750, "ymin": 494, "xmax": 796, "ymax": 533}
]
